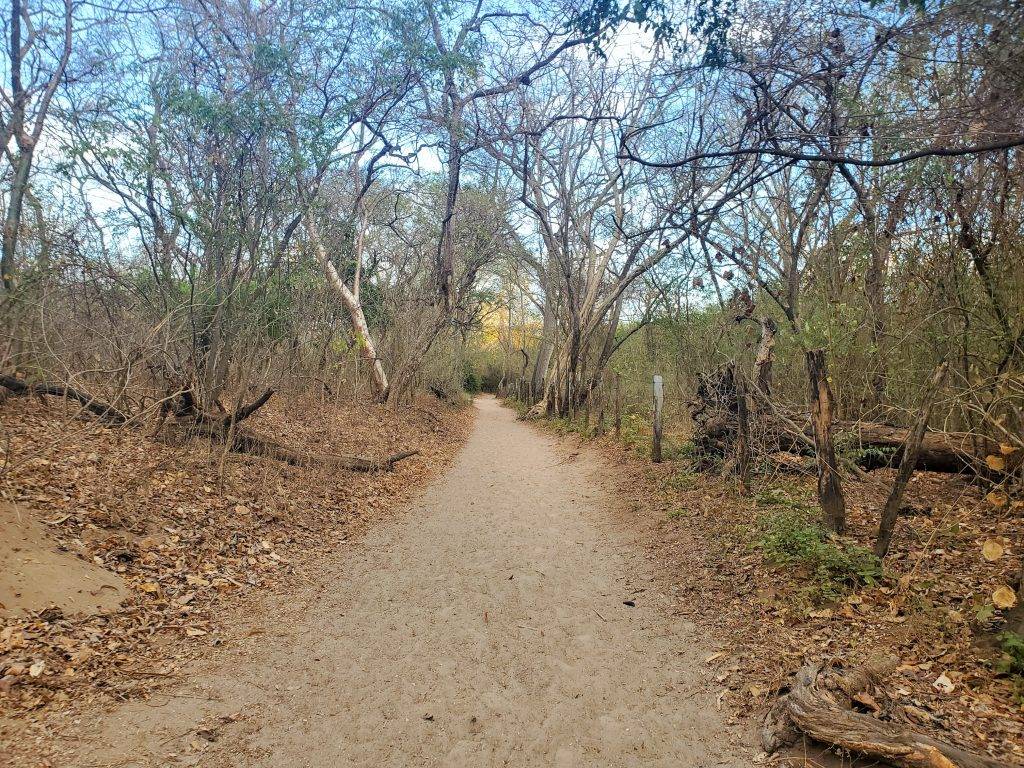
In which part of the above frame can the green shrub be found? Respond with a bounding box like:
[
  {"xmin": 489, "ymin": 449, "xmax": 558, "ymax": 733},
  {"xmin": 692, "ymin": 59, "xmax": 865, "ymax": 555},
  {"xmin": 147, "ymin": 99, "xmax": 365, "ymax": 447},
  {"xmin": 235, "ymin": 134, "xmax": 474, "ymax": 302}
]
[
  {"xmin": 835, "ymin": 433, "xmax": 899, "ymax": 469},
  {"xmin": 756, "ymin": 488, "xmax": 816, "ymax": 512},
  {"xmin": 505, "ymin": 397, "xmax": 531, "ymax": 417},
  {"xmin": 462, "ymin": 368, "xmax": 481, "ymax": 394},
  {"xmin": 664, "ymin": 468, "xmax": 698, "ymax": 491},
  {"xmin": 998, "ymin": 631, "xmax": 1024, "ymax": 677},
  {"xmin": 755, "ymin": 505, "xmax": 881, "ymax": 602},
  {"xmin": 549, "ymin": 415, "xmax": 590, "ymax": 438}
]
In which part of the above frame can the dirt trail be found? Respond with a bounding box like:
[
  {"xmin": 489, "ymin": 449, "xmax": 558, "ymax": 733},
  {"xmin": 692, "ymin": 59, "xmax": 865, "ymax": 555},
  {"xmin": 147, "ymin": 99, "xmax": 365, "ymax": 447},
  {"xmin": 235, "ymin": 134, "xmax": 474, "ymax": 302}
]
[{"xmin": 64, "ymin": 395, "xmax": 753, "ymax": 767}]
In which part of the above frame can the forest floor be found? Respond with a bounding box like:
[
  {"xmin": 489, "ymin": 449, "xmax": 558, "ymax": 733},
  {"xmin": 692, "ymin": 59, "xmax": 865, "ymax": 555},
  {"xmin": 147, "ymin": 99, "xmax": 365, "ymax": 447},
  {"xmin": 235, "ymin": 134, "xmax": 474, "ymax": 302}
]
[
  {"xmin": 0, "ymin": 389, "xmax": 472, "ymax": 766},
  {"xmin": 528, "ymin": 403, "xmax": 1024, "ymax": 766},
  {"xmin": 3, "ymin": 392, "xmax": 1021, "ymax": 766},
  {"xmin": 1, "ymin": 394, "xmax": 762, "ymax": 767}
]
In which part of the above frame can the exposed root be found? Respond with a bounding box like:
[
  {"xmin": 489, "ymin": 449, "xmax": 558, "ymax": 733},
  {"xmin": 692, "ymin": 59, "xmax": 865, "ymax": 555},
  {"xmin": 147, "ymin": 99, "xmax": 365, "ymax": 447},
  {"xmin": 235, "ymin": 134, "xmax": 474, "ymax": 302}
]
[{"xmin": 762, "ymin": 662, "xmax": 1012, "ymax": 768}]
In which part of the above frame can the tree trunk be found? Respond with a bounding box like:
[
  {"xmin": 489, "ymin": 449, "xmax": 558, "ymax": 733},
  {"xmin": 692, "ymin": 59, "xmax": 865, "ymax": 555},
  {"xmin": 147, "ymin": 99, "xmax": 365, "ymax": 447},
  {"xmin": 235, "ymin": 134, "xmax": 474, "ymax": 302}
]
[
  {"xmin": 864, "ymin": 243, "xmax": 888, "ymax": 408},
  {"xmin": 753, "ymin": 316, "xmax": 778, "ymax": 398},
  {"xmin": 735, "ymin": 372, "xmax": 751, "ymax": 494},
  {"xmin": 806, "ymin": 349, "xmax": 846, "ymax": 534},
  {"xmin": 305, "ymin": 218, "xmax": 389, "ymax": 400},
  {"xmin": 614, "ymin": 372, "xmax": 622, "ymax": 437},
  {"xmin": 1, "ymin": 152, "xmax": 33, "ymax": 293},
  {"xmin": 875, "ymin": 363, "xmax": 949, "ymax": 558},
  {"xmin": 531, "ymin": 289, "xmax": 556, "ymax": 397},
  {"xmin": 652, "ymin": 375, "xmax": 664, "ymax": 463},
  {"xmin": 435, "ymin": 111, "xmax": 463, "ymax": 312}
]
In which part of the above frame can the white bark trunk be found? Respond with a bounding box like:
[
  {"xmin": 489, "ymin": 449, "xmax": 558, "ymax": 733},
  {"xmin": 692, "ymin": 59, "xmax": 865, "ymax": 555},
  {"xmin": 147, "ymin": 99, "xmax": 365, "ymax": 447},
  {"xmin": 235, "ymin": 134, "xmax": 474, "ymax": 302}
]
[{"xmin": 305, "ymin": 218, "xmax": 389, "ymax": 399}]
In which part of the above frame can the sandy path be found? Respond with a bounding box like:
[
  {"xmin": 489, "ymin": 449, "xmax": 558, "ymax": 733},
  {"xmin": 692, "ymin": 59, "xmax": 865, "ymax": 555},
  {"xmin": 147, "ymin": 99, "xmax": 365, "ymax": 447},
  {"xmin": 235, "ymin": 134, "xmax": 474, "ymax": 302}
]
[{"xmin": 72, "ymin": 396, "xmax": 752, "ymax": 767}]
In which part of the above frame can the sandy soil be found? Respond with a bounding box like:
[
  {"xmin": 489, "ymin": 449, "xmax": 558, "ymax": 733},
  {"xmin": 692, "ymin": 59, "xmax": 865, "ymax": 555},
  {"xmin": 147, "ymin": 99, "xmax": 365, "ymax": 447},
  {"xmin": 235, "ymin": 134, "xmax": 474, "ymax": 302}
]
[
  {"xmin": 1, "ymin": 503, "xmax": 125, "ymax": 619},
  {"xmin": 51, "ymin": 395, "xmax": 754, "ymax": 767}
]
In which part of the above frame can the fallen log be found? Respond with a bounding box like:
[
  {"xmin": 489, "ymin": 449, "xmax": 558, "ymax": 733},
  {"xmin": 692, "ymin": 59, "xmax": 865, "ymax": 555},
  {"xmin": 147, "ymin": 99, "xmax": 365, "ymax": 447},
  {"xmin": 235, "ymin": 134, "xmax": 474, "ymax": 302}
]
[
  {"xmin": 177, "ymin": 390, "xmax": 418, "ymax": 472},
  {"xmin": 0, "ymin": 374, "xmax": 128, "ymax": 425},
  {"xmin": 687, "ymin": 367, "xmax": 1017, "ymax": 476},
  {"xmin": 221, "ymin": 428, "xmax": 418, "ymax": 472},
  {"xmin": 237, "ymin": 432, "xmax": 417, "ymax": 471},
  {"xmin": 835, "ymin": 422, "xmax": 1011, "ymax": 475},
  {"xmin": 2, "ymin": 375, "xmax": 416, "ymax": 473},
  {"xmin": 763, "ymin": 662, "xmax": 1010, "ymax": 768}
]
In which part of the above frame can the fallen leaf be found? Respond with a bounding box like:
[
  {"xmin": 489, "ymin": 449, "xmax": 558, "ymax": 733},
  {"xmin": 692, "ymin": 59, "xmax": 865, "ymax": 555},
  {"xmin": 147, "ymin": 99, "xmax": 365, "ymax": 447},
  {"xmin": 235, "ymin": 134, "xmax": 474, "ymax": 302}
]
[
  {"xmin": 28, "ymin": 661, "xmax": 45, "ymax": 678},
  {"xmin": 904, "ymin": 705, "xmax": 935, "ymax": 725},
  {"xmin": 986, "ymin": 490, "xmax": 1008, "ymax": 509},
  {"xmin": 852, "ymin": 691, "xmax": 881, "ymax": 713},
  {"xmin": 932, "ymin": 673, "xmax": 955, "ymax": 694},
  {"xmin": 984, "ymin": 455, "xmax": 1006, "ymax": 471},
  {"xmin": 992, "ymin": 586, "xmax": 1018, "ymax": 609},
  {"xmin": 982, "ymin": 540, "xmax": 1004, "ymax": 562}
]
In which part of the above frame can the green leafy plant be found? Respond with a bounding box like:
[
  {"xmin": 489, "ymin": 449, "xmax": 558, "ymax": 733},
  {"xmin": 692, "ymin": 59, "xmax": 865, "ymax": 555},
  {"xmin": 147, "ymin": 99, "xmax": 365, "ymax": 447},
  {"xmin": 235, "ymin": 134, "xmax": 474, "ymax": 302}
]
[
  {"xmin": 756, "ymin": 487, "xmax": 816, "ymax": 513},
  {"xmin": 837, "ymin": 439, "xmax": 899, "ymax": 469},
  {"xmin": 549, "ymin": 416, "xmax": 590, "ymax": 438},
  {"xmin": 618, "ymin": 411, "xmax": 650, "ymax": 454},
  {"xmin": 664, "ymin": 467, "xmax": 698, "ymax": 491},
  {"xmin": 755, "ymin": 506, "xmax": 882, "ymax": 602},
  {"xmin": 462, "ymin": 367, "xmax": 481, "ymax": 394},
  {"xmin": 998, "ymin": 631, "xmax": 1024, "ymax": 677}
]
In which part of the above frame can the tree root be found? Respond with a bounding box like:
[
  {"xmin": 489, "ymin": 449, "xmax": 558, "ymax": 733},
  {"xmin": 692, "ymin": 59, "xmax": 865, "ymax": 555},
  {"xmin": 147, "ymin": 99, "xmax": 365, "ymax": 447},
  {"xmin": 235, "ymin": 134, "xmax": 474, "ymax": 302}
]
[{"xmin": 762, "ymin": 662, "xmax": 1012, "ymax": 768}]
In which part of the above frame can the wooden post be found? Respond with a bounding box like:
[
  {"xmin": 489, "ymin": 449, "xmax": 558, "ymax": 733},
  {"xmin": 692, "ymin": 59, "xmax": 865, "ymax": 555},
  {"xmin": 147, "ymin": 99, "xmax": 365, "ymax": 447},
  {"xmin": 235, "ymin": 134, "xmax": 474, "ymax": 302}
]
[
  {"xmin": 875, "ymin": 362, "xmax": 948, "ymax": 558},
  {"xmin": 652, "ymin": 374, "xmax": 664, "ymax": 463},
  {"xmin": 614, "ymin": 372, "xmax": 622, "ymax": 437},
  {"xmin": 806, "ymin": 349, "xmax": 845, "ymax": 534},
  {"xmin": 735, "ymin": 372, "xmax": 751, "ymax": 494}
]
